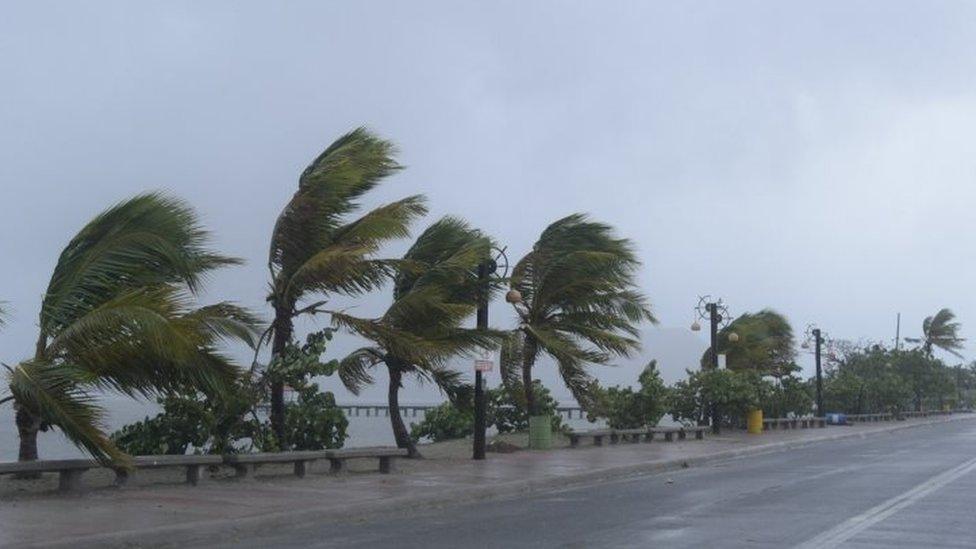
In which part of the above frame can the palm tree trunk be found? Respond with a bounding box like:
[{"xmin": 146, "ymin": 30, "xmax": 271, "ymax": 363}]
[
  {"xmin": 270, "ymin": 307, "xmax": 293, "ymax": 449},
  {"xmin": 15, "ymin": 406, "xmax": 41, "ymax": 478},
  {"xmin": 387, "ymin": 366, "xmax": 420, "ymax": 458},
  {"xmin": 16, "ymin": 335, "xmax": 47, "ymax": 467},
  {"xmin": 521, "ymin": 336, "xmax": 538, "ymax": 416}
]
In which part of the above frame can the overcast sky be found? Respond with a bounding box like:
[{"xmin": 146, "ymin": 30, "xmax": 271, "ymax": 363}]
[{"xmin": 2, "ymin": 1, "xmax": 976, "ymax": 406}]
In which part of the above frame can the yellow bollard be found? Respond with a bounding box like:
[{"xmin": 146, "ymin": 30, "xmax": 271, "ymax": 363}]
[{"xmin": 747, "ymin": 409, "xmax": 763, "ymax": 434}]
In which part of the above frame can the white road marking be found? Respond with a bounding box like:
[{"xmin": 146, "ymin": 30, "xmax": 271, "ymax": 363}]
[{"xmin": 794, "ymin": 455, "xmax": 976, "ymax": 549}]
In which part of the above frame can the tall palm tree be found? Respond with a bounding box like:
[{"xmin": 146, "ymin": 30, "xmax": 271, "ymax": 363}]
[
  {"xmin": 264, "ymin": 128, "xmax": 427, "ymax": 445},
  {"xmin": 2, "ymin": 193, "xmax": 258, "ymax": 464},
  {"xmin": 502, "ymin": 214, "xmax": 655, "ymax": 415},
  {"xmin": 906, "ymin": 308, "xmax": 965, "ymax": 358},
  {"xmin": 332, "ymin": 217, "xmax": 499, "ymax": 457}
]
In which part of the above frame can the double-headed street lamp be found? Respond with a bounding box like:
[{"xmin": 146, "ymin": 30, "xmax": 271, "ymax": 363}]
[
  {"xmin": 473, "ymin": 246, "xmax": 509, "ymax": 460},
  {"xmin": 691, "ymin": 296, "xmax": 738, "ymax": 434},
  {"xmin": 801, "ymin": 324, "xmax": 828, "ymax": 418}
]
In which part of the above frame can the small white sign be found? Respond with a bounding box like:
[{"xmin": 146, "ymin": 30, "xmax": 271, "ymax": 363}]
[
  {"xmin": 717, "ymin": 353, "xmax": 727, "ymax": 370},
  {"xmin": 474, "ymin": 359, "xmax": 493, "ymax": 372}
]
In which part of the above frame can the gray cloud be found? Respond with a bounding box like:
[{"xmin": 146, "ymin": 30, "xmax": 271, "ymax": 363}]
[{"xmin": 2, "ymin": 1, "xmax": 975, "ymax": 407}]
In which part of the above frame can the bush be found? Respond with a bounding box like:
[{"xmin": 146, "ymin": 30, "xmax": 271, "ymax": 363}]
[
  {"xmin": 409, "ymin": 402, "xmax": 473, "ymax": 443},
  {"xmin": 284, "ymin": 384, "xmax": 348, "ymax": 451},
  {"xmin": 408, "ymin": 381, "xmax": 565, "ymax": 443},
  {"xmin": 112, "ymin": 329, "xmax": 349, "ymax": 454},
  {"xmin": 669, "ymin": 369, "xmax": 771, "ymax": 428},
  {"xmin": 762, "ymin": 375, "xmax": 813, "ymax": 418},
  {"xmin": 490, "ymin": 381, "xmax": 563, "ymax": 433},
  {"xmin": 590, "ymin": 361, "xmax": 668, "ymax": 429}
]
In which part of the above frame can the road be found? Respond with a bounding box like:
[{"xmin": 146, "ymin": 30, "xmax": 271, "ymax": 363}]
[{"xmin": 223, "ymin": 419, "xmax": 976, "ymax": 548}]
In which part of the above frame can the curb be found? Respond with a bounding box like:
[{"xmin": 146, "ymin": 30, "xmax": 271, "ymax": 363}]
[{"xmin": 27, "ymin": 414, "xmax": 975, "ymax": 549}]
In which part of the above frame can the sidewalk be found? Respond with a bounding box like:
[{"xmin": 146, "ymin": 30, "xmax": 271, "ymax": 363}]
[{"xmin": 1, "ymin": 415, "xmax": 971, "ymax": 549}]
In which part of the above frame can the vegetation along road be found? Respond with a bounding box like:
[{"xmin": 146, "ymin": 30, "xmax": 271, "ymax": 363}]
[{"xmin": 220, "ymin": 419, "xmax": 976, "ymax": 548}]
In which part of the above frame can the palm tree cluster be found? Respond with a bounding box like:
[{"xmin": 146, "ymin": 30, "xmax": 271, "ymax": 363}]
[{"xmin": 1, "ymin": 127, "xmax": 656, "ymax": 463}]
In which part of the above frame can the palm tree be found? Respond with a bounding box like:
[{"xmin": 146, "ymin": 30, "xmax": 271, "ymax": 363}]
[
  {"xmin": 502, "ymin": 214, "xmax": 655, "ymax": 415},
  {"xmin": 332, "ymin": 217, "xmax": 499, "ymax": 457},
  {"xmin": 906, "ymin": 308, "xmax": 965, "ymax": 358},
  {"xmin": 701, "ymin": 309, "xmax": 796, "ymax": 377},
  {"xmin": 2, "ymin": 193, "xmax": 258, "ymax": 464},
  {"xmin": 263, "ymin": 128, "xmax": 427, "ymax": 445}
]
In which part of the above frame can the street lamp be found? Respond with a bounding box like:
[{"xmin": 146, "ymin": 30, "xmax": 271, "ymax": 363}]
[
  {"xmin": 473, "ymin": 246, "xmax": 509, "ymax": 460},
  {"xmin": 803, "ymin": 324, "xmax": 827, "ymax": 418},
  {"xmin": 692, "ymin": 296, "xmax": 737, "ymax": 433}
]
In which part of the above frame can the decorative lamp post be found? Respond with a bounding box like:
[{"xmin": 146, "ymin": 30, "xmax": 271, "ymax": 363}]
[
  {"xmin": 692, "ymin": 296, "xmax": 736, "ymax": 433},
  {"xmin": 803, "ymin": 324, "xmax": 827, "ymax": 418},
  {"xmin": 473, "ymin": 246, "xmax": 509, "ymax": 460}
]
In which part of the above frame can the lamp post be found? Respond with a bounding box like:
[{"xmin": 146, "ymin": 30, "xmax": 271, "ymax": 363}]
[
  {"xmin": 802, "ymin": 324, "xmax": 827, "ymax": 418},
  {"xmin": 473, "ymin": 247, "xmax": 509, "ymax": 460},
  {"xmin": 691, "ymin": 296, "xmax": 737, "ymax": 434}
]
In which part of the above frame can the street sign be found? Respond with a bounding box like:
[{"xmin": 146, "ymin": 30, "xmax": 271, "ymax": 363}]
[{"xmin": 474, "ymin": 359, "xmax": 493, "ymax": 372}]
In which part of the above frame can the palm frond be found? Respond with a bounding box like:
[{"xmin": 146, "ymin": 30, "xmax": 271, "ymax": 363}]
[
  {"xmin": 8, "ymin": 361, "xmax": 130, "ymax": 465},
  {"xmin": 915, "ymin": 308, "xmax": 965, "ymax": 358},
  {"xmin": 337, "ymin": 347, "xmax": 384, "ymax": 395},
  {"xmin": 47, "ymin": 287, "xmax": 243, "ymax": 399},
  {"xmin": 330, "ymin": 216, "xmax": 500, "ymax": 394},
  {"xmin": 39, "ymin": 193, "xmax": 240, "ymax": 338},
  {"xmin": 499, "ymin": 330, "xmax": 525, "ymax": 391},
  {"xmin": 509, "ymin": 214, "xmax": 653, "ymax": 404},
  {"xmin": 269, "ymin": 129, "xmax": 424, "ymax": 304}
]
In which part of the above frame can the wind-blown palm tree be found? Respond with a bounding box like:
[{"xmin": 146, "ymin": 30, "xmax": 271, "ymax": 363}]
[
  {"xmin": 332, "ymin": 217, "xmax": 499, "ymax": 457},
  {"xmin": 263, "ymin": 128, "xmax": 427, "ymax": 445},
  {"xmin": 2, "ymin": 193, "xmax": 258, "ymax": 464},
  {"xmin": 906, "ymin": 308, "xmax": 965, "ymax": 358},
  {"xmin": 702, "ymin": 309, "xmax": 795, "ymax": 376},
  {"xmin": 502, "ymin": 214, "xmax": 655, "ymax": 415}
]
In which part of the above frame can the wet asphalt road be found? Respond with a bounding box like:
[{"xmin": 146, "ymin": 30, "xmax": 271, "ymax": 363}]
[{"xmin": 228, "ymin": 419, "xmax": 976, "ymax": 548}]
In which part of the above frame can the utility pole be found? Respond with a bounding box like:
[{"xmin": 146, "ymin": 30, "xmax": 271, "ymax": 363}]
[
  {"xmin": 895, "ymin": 312, "xmax": 901, "ymax": 351},
  {"xmin": 708, "ymin": 302, "xmax": 721, "ymax": 434},
  {"xmin": 813, "ymin": 328, "xmax": 824, "ymax": 417},
  {"xmin": 473, "ymin": 261, "xmax": 489, "ymax": 460}
]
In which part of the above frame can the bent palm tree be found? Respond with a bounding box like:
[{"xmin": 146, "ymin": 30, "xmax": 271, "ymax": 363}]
[
  {"xmin": 702, "ymin": 309, "xmax": 795, "ymax": 377},
  {"xmin": 333, "ymin": 217, "xmax": 499, "ymax": 457},
  {"xmin": 2, "ymin": 193, "xmax": 258, "ymax": 464},
  {"xmin": 906, "ymin": 308, "xmax": 965, "ymax": 358},
  {"xmin": 503, "ymin": 214, "xmax": 655, "ymax": 415},
  {"xmin": 264, "ymin": 128, "xmax": 426, "ymax": 445}
]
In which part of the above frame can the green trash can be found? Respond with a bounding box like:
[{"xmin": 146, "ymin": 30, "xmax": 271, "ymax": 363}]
[{"xmin": 528, "ymin": 415, "xmax": 552, "ymax": 449}]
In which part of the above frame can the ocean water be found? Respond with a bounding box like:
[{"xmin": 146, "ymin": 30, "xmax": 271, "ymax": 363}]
[{"xmin": 0, "ymin": 396, "xmax": 602, "ymax": 462}]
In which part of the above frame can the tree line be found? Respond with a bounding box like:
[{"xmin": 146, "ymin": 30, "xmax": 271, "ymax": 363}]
[
  {"xmin": 1, "ymin": 129, "xmax": 970, "ymax": 465},
  {"xmin": 0, "ymin": 128, "xmax": 649, "ymax": 464}
]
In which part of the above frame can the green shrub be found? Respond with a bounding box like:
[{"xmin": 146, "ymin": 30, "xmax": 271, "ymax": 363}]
[
  {"xmin": 762, "ymin": 375, "xmax": 814, "ymax": 418},
  {"xmin": 409, "ymin": 402, "xmax": 474, "ymax": 443},
  {"xmin": 489, "ymin": 381, "xmax": 563, "ymax": 433},
  {"xmin": 112, "ymin": 329, "xmax": 349, "ymax": 454},
  {"xmin": 591, "ymin": 361, "xmax": 668, "ymax": 429},
  {"xmin": 669, "ymin": 369, "xmax": 771, "ymax": 428},
  {"xmin": 408, "ymin": 381, "xmax": 565, "ymax": 443}
]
